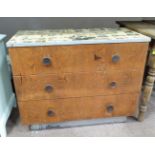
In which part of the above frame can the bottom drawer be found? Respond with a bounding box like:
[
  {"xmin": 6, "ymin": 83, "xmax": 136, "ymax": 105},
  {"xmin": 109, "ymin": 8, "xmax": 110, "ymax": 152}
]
[{"xmin": 19, "ymin": 93, "xmax": 139, "ymax": 125}]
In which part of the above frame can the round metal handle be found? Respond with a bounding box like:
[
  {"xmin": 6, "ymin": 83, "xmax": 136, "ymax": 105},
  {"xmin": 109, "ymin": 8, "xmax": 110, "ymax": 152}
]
[
  {"xmin": 109, "ymin": 82, "xmax": 117, "ymax": 88},
  {"xmin": 47, "ymin": 109, "xmax": 55, "ymax": 117},
  {"xmin": 112, "ymin": 54, "xmax": 120, "ymax": 63},
  {"xmin": 42, "ymin": 57, "xmax": 51, "ymax": 66},
  {"xmin": 106, "ymin": 105, "xmax": 114, "ymax": 113},
  {"xmin": 44, "ymin": 85, "xmax": 53, "ymax": 93}
]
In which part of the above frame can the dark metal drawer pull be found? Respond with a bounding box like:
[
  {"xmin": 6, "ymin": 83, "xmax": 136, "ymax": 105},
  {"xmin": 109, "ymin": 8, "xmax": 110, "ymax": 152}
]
[
  {"xmin": 45, "ymin": 85, "xmax": 53, "ymax": 93},
  {"xmin": 110, "ymin": 82, "xmax": 117, "ymax": 88},
  {"xmin": 112, "ymin": 54, "xmax": 120, "ymax": 63},
  {"xmin": 42, "ymin": 57, "xmax": 51, "ymax": 65},
  {"xmin": 106, "ymin": 105, "xmax": 114, "ymax": 113},
  {"xmin": 47, "ymin": 109, "xmax": 55, "ymax": 117}
]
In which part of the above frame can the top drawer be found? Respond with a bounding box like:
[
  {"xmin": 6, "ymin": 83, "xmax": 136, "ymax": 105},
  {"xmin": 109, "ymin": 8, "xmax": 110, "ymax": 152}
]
[{"xmin": 8, "ymin": 43, "xmax": 148, "ymax": 76}]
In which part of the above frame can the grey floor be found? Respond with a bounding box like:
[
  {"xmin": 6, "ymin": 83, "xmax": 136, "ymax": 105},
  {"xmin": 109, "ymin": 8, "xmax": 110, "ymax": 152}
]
[{"xmin": 7, "ymin": 91, "xmax": 155, "ymax": 137}]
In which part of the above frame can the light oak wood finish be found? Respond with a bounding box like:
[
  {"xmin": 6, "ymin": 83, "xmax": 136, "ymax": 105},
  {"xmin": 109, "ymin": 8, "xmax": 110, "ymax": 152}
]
[
  {"xmin": 8, "ymin": 41, "xmax": 149, "ymax": 124},
  {"xmin": 14, "ymin": 70, "xmax": 144, "ymax": 101},
  {"xmin": 8, "ymin": 43, "xmax": 148, "ymax": 76},
  {"xmin": 19, "ymin": 93, "xmax": 139, "ymax": 125}
]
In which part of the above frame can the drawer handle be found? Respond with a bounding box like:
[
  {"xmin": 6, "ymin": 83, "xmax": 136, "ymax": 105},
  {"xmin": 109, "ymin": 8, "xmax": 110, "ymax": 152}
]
[
  {"xmin": 47, "ymin": 109, "xmax": 55, "ymax": 117},
  {"xmin": 109, "ymin": 82, "xmax": 117, "ymax": 88},
  {"xmin": 106, "ymin": 105, "xmax": 114, "ymax": 113},
  {"xmin": 42, "ymin": 57, "xmax": 51, "ymax": 66},
  {"xmin": 112, "ymin": 54, "xmax": 120, "ymax": 63},
  {"xmin": 45, "ymin": 84, "xmax": 53, "ymax": 93}
]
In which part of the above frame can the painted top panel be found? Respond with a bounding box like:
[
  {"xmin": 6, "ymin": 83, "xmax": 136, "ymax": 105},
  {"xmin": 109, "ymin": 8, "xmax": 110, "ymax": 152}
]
[
  {"xmin": 0, "ymin": 34, "xmax": 6, "ymax": 41},
  {"xmin": 7, "ymin": 27, "xmax": 151, "ymax": 47},
  {"xmin": 117, "ymin": 21, "xmax": 155, "ymax": 39}
]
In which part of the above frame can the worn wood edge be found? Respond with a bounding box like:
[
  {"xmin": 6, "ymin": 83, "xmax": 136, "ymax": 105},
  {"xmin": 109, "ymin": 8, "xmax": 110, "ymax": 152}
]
[{"xmin": 15, "ymin": 91, "xmax": 142, "ymax": 102}]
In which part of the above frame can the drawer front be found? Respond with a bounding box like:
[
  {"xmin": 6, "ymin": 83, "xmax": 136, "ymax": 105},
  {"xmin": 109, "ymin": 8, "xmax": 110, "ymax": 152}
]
[
  {"xmin": 14, "ymin": 70, "xmax": 143, "ymax": 101},
  {"xmin": 9, "ymin": 43, "xmax": 148, "ymax": 76},
  {"xmin": 19, "ymin": 93, "xmax": 139, "ymax": 125}
]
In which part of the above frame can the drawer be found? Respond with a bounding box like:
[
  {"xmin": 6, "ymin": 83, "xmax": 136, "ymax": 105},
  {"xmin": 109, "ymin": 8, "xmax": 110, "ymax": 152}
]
[
  {"xmin": 14, "ymin": 70, "xmax": 144, "ymax": 101},
  {"xmin": 9, "ymin": 43, "xmax": 148, "ymax": 76},
  {"xmin": 19, "ymin": 93, "xmax": 139, "ymax": 125}
]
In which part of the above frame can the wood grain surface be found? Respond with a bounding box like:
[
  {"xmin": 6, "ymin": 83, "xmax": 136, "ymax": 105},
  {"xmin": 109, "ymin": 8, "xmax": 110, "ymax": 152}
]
[
  {"xmin": 19, "ymin": 93, "xmax": 139, "ymax": 125},
  {"xmin": 13, "ymin": 70, "xmax": 144, "ymax": 101},
  {"xmin": 8, "ymin": 43, "xmax": 148, "ymax": 76},
  {"xmin": 8, "ymin": 42, "xmax": 149, "ymax": 124}
]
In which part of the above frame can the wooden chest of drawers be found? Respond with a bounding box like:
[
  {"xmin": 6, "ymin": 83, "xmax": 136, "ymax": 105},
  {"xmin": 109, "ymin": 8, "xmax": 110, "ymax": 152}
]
[{"xmin": 7, "ymin": 28, "xmax": 151, "ymax": 125}]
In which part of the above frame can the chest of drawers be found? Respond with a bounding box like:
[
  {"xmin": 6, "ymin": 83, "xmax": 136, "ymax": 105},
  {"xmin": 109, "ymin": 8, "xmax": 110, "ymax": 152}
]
[{"xmin": 7, "ymin": 28, "xmax": 151, "ymax": 125}]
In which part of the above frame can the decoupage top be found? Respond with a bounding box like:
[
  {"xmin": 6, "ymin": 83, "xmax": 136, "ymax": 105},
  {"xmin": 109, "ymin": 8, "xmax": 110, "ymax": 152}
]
[{"xmin": 7, "ymin": 27, "xmax": 151, "ymax": 47}]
